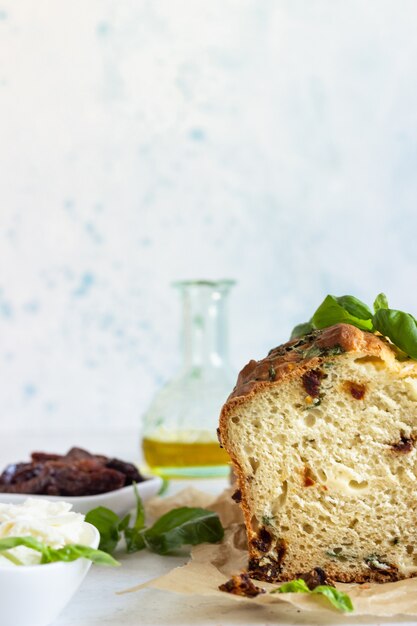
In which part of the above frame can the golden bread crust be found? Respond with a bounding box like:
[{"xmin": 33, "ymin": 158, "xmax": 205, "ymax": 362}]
[
  {"xmin": 228, "ymin": 323, "xmax": 393, "ymax": 400},
  {"xmin": 218, "ymin": 324, "xmax": 417, "ymax": 584}
]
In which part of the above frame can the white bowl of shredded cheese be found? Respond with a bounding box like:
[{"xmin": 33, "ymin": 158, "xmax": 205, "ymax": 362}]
[{"xmin": 0, "ymin": 499, "xmax": 100, "ymax": 626}]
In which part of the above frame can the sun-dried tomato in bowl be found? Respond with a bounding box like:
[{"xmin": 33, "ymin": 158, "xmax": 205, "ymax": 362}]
[{"xmin": 0, "ymin": 447, "xmax": 145, "ymax": 496}]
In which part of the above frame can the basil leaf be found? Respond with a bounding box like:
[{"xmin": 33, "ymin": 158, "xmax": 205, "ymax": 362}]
[
  {"xmin": 272, "ymin": 578, "xmax": 353, "ymax": 613},
  {"xmin": 290, "ymin": 295, "xmax": 372, "ymax": 338},
  {"xmin": 290, "ymin": 321, "xmax": 314, "ymax": 340},
  {"xmin": 312, "ymin": 295, "xmax": 373, "ymax": 332},
  {"xmin": 0, "ymin": 536, "xmax": 46, "ymax": 554},
  {"xmin": 0, "ymin": 536, "xmax": 119, "ymax": 566},
  {"xmin": 334, "ymin": 295, "xmax": 372, "ymax": 320},
  {"xmin": 45, "ymin": 544, "xmax": 119, "ymax": 566},
  {"xmin": 373, "ymin": 293, "xmax": 389, "ymax": 312},
  {"xmin": 274, "ymin": 578, "xmax": 310, "ymax": 593},
  {"xmin": 85, "ymin": 506, "xmax": 121, "ymax": 554},
  {"xmin": 372, "ymin": 309, "xmax": 417, "ymax": 359},
  {"xmin": 142, "ymin": 507, "xmax": 224, "ymax": 555},
  {"xmin": 312, "ymin": 585, "xmax": 353, "ymax": 613}
]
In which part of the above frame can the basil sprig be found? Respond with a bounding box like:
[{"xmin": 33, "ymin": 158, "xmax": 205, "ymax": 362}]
[
  {"xmin": 0, "ymin": 536, "xmax": 119, "ymax": 566},
  {"xmin": 291, "ymin": 293, "xmax": 417, "ymax": 360},
  {"xmin": 85, "ymin": 482, "xmax": 146, "ymax": 554},
  {"xmin": 273, "ymin": 578, "xmax": 353, "ymax": 613},
  {"xmin": 86, "ymin": 484, "xmax": 224, "ymax": 556}
]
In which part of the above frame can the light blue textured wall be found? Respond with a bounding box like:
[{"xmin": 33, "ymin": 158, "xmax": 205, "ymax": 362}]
[{"xmin": 1, "ymin": 1, "xmax": 416, "ymax": 432}]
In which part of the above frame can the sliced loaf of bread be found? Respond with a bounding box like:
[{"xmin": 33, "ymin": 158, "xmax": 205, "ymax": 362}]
[{"xmin": 218, "ymin": 323, "xmax": 417, "ymax": 583}]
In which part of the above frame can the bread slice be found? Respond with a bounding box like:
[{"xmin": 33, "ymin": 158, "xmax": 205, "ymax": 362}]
[{"xmin": 218, "ymin": 323, "xmax": 417, "ymax": 583}]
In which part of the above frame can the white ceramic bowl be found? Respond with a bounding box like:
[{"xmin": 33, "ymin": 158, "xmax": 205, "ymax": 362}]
[
  {"xmin": 0, "ymin": 522, "xmax": 100, "ymax": 626},
  {"xmin": 0, "ymin": 475, "xmax": 162, "ymax": 516}
]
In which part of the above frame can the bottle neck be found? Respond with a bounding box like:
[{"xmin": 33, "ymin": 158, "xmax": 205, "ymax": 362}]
[{"xmin": 178, "ymin": 283, "xmax": 232, "ymax": 371}]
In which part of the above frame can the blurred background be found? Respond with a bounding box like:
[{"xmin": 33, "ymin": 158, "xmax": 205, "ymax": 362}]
[{"xmin": 1, "ymin": 0, "xmax": 417, "ymax": 436}]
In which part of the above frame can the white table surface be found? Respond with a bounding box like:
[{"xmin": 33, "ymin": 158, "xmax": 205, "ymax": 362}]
[{"xmin": 0, "ymin": 431, "xmax": 414, "ymax": 626}]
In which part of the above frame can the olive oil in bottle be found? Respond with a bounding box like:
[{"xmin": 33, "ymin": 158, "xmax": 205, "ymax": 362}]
[
  {"xmin": 141, "ymin": 280, "xmax": 235, "ymax": 478},
  {"xmin": 143, "ymin": 434, "xmax": 230, "ymax": 478}
]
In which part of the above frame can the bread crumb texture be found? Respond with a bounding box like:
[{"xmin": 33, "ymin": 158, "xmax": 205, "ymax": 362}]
[{"xmin": 219, "ymin": 324, "xmax": 417, "ymax": 583}]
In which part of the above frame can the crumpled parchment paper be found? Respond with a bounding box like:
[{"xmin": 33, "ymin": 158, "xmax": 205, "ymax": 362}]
[{"xmin": 122, "ymin": 487, "xmax": 417, "ymax": 617}]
